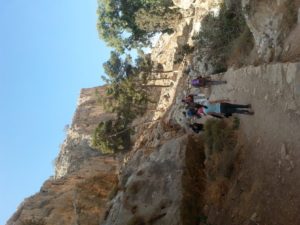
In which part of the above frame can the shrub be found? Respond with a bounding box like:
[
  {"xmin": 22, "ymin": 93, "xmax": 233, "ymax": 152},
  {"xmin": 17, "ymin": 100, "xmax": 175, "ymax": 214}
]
[
  {"xmin": 203, "ymin": 119, "xmax": 238, "ymax": 210},
  {"xmin": 174, "ymin": 44, "xmax": 195, "ymax": 64},
  {"xmin": 92, "ymin": 119, "xmax": 131, "ymax": 154},
  {"xmin": 232, "ymin": 116, "xmax": 240, "ymax": 130},
  {"xmin": 204, "ymin": 119, "xmax": 238, "ymax": 179},
  {"xmin": 204, "ymin": 119, "xmax": 236, "ymax": 155},
  {"xmin": 227, "ymin": 26, "xmax": 255, "ymax": 67},
  {"xmin": 204, "ymin": 177, "xmax": 229, "ymax": 207},
  {"xmin": 194, "ymin": 2, "xmax": 252, "ymax": 71},
  {"xmin": 134, "ymin": 6, "xmax": 181, "ymax": 34}
]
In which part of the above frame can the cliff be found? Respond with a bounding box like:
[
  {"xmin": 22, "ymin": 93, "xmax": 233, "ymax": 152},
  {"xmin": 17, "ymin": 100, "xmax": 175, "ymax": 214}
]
[
  {"xmin": 7, "ymin": 0, "xmax": 300, "ymax": 225},
  {"xmin": 7, "ymin": 87, "xmax": 118, "ymax": 225},
  {"xmin": 55, "ymin": 87, "xmax": 115, "ymax": 179}
]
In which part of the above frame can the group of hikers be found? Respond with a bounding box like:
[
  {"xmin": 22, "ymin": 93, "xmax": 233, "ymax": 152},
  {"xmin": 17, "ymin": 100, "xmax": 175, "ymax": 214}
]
[{"xmin": 182, "ymin": 75, "xmax": 254, "ymax": 133}]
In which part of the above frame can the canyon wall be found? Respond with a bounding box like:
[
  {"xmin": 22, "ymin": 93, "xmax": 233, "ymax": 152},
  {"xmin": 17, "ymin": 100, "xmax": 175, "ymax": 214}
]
[{"xmin": 6, "ymin": 0, "xmax": 300, "ymax": 225}]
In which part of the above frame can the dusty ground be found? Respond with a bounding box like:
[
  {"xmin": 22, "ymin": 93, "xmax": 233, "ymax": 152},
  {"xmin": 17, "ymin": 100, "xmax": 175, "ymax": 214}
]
[{"xmin": 201, "ymin": 63, "xmax": 300, "ymax": 225}]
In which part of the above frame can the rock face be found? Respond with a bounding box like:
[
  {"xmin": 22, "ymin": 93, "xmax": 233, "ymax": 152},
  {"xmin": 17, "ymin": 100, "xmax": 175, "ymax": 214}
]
[
  {"xmin": 6, "ymin": 1, "xmax": 300, "ymax": 225},
  {"xmin": 6, "ymin": 156, "xmax": 117, "ymax": 225},
  {"xmin": 55, "ymin": 87, "xmax": 115, "ymax": 179},
  {"xmin": 102, "ymin": 122, "xmax": 205, "ymax": 225},
  {"xmin": 6, "ymin": 87, "xmax": 118, "ymax": 225},
  {"xmin": 242, "ymin": 0, "xmax": 300, "ymax": 62},
  {"xmin": 103, "ymin": 133, "xmax": 187, "ymax": 225}
]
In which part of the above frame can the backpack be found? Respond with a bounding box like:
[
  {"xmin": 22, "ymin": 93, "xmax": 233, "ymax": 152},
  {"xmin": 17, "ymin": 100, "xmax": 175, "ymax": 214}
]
[{"xmin": 187, "ymin": 108, "xmax": 196, "ymax": 117}]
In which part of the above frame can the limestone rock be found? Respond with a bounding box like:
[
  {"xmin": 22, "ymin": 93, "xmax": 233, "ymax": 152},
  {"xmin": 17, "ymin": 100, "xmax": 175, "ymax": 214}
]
[
  {"xmin": 55, "ymin": 87, "xmax": 114, "ymax": 179},
  {"xmin": 173, "ymin": 0, "xmax": 194, "ymax": 9},
  {"xmin": 6, "ymin": 87, "xmax": 118, "ymax": 225},
  {"xmin": 242, "ymin": 0, "xmax": 298, "ymax": 62},
  {"xmin": 6, "ymin": 156, "xmax": 118, "ymax": 225}
]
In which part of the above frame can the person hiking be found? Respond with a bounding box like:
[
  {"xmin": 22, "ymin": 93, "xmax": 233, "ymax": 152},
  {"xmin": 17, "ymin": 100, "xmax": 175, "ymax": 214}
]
[
  {"xmin": 191, "ymin": 76, "xmax": 227, "ymax": 88},
  {"xmin": 183, "ymin": 101, "xmax": 210, "ymax": 119},
  {"xmin": 182, "ymin": 93, "xmax": 208, "ymax": 106},
  {"xmin": 184, "ymin": 107, "xmax": 202, "ymax": 119},
  {"xmin": 197, "ymin": 99, "xmax": 254, "ymax": 117}
]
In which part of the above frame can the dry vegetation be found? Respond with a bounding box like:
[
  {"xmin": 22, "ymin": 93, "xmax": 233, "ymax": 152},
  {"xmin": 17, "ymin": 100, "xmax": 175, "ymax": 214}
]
[
  {"xmin": 179, "ymin": 118, "xmax": 240, "ymax": 224},
  {"xmin": 193, "ymin": 2, "xmax": 255, "ymax": 72},
  {"xmin": 204, "ymin": 118, "xmax": 239, "ymax": 178},
  {"xmin": 181, "ymin": 136, "xmax": 206, "ymax": 225}
]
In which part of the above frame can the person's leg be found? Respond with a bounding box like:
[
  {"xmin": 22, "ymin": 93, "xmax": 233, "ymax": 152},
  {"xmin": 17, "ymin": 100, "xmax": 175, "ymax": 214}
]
[
  {"xmin": 234, "ymin": 109, "xmax": 253, "ymax": 114},
  {"xmin": 221, "ymin": 103, "xmax": 254, "ymax": 115},
  {"xmin": 226, "ymin": 103, "xmax": 251, "ymax": 109},
  {"xmin": 221, "ymin": 103, "xmax": 251, "ymax": 114},
  {"xmin": 220, "ymin": 103, "xmax": 234, "ymax": 114},
  {"xmin": 207, "ymin": 80, "xmax": 227, "ymax": 85}
]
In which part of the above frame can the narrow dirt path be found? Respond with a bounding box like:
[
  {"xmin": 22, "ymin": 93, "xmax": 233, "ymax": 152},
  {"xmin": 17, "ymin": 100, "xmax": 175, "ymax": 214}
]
[{"xmin": 207, "ymin": 63, "xmax": 300, "ymax": 225}]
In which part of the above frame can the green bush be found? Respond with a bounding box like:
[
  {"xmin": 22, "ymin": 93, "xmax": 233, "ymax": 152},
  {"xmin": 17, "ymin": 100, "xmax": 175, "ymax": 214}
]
[
  {"xmin": 226, "ymin": 26, "xmax": 254, "ymax": 67},
  {"xmin": 204, "ymin": 119, "xmax": 236, "ymax": 155},
  {"xmin": 174, "ymin": 44, "xmax": 195, "ymax": 64},
  {"xmin": 92, "ymin": 119, "xmax": 131, "ymax": 154},
  {"xmin": 204, "ymin": 119, "xmax": 238, "ymax": 179},
  {"xmin": 194, "ymin": 2, "xmax": 251, "ymax": 72}
]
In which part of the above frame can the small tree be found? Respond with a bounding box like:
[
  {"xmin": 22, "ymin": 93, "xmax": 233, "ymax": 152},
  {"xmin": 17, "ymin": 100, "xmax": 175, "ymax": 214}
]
[
  {"xmin": 194, "ymin": 2, "xmax": 248, "ymax": 72},
  {"xmin": 92, "ymin": 119, "xmax": 131, "ymax": 154},
  {"xmin": 134, "ymin": 6, "xmax": 181, "ymax": 34},
  {"xmin": 96, "ymin": 0, "xmax": 179, "ymax": 52},
  {"xmin": 94, "ymin": 50, "xmax": 174, "ymax": 154}
]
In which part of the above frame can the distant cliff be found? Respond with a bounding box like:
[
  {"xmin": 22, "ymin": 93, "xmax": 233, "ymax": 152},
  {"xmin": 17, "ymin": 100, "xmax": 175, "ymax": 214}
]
[
  {"xmin": 6, "ymin": 87, "xmax": 118, "ymax": 225},
  {"xmin": 55, "ymin": 86, "xmax": 115, "ymax": 179}
]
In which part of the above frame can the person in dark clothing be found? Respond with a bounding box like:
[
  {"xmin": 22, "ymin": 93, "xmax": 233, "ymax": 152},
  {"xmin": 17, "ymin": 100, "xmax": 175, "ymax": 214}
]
[
  {"xmin": 197, "ymin": 99, "xmax": 254, "ymax": 117},
  {"xmin": 186, "ymin": 107, "xmax": 202, "ymax": 118},
  {"xmin": 182, "ymin": 93, "xmax": 208, "ymax": 106},
  {"xmin": 191, "ymin": 76, "xmax": 227, "ymax": 88},
  {"xmin": 220, "ymin": 103, "xmax": 253, "ymax": 115},
  {"xmin": 189, "ymin": 123, "xmax": 204, "ymax": 133}
]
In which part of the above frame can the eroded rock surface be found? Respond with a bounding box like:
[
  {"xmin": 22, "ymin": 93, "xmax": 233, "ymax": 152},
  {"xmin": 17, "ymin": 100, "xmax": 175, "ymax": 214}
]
[
  {"xmin": 242, "ymin": 0, "xmax": 300, "ymax": 62},
  {"xmin": 55, "ymin": 86, "xmax": 114, "ymax": 179},
  {"xmin": 6, "ymin": 87, "xmax": 118, "ymax": 225}
]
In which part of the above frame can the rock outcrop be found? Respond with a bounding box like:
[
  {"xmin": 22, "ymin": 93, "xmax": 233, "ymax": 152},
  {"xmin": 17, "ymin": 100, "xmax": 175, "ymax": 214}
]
[
  {"xmin": 55, "ymin": 87, "xmax": 114, "ymax": 179},
  {"xmin": 102, "ymin": 122, "xmax": 205, "ymax": 225},
  {"xmin": 242, "ymin": 0, "xmax": 300, "ymax": 62},
  {"xmin": 7, "ymin": 156, "xmax": 117, "ymax": 225},
  {"xmin": 6, "ymin": 87, "xmax": 118, "ymax": 225}
]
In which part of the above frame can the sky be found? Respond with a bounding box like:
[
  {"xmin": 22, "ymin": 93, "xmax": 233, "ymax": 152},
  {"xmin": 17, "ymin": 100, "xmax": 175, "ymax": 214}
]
[{"xmin": 0, "ymin": 0, "xmax": 112, "ymax": 223}]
